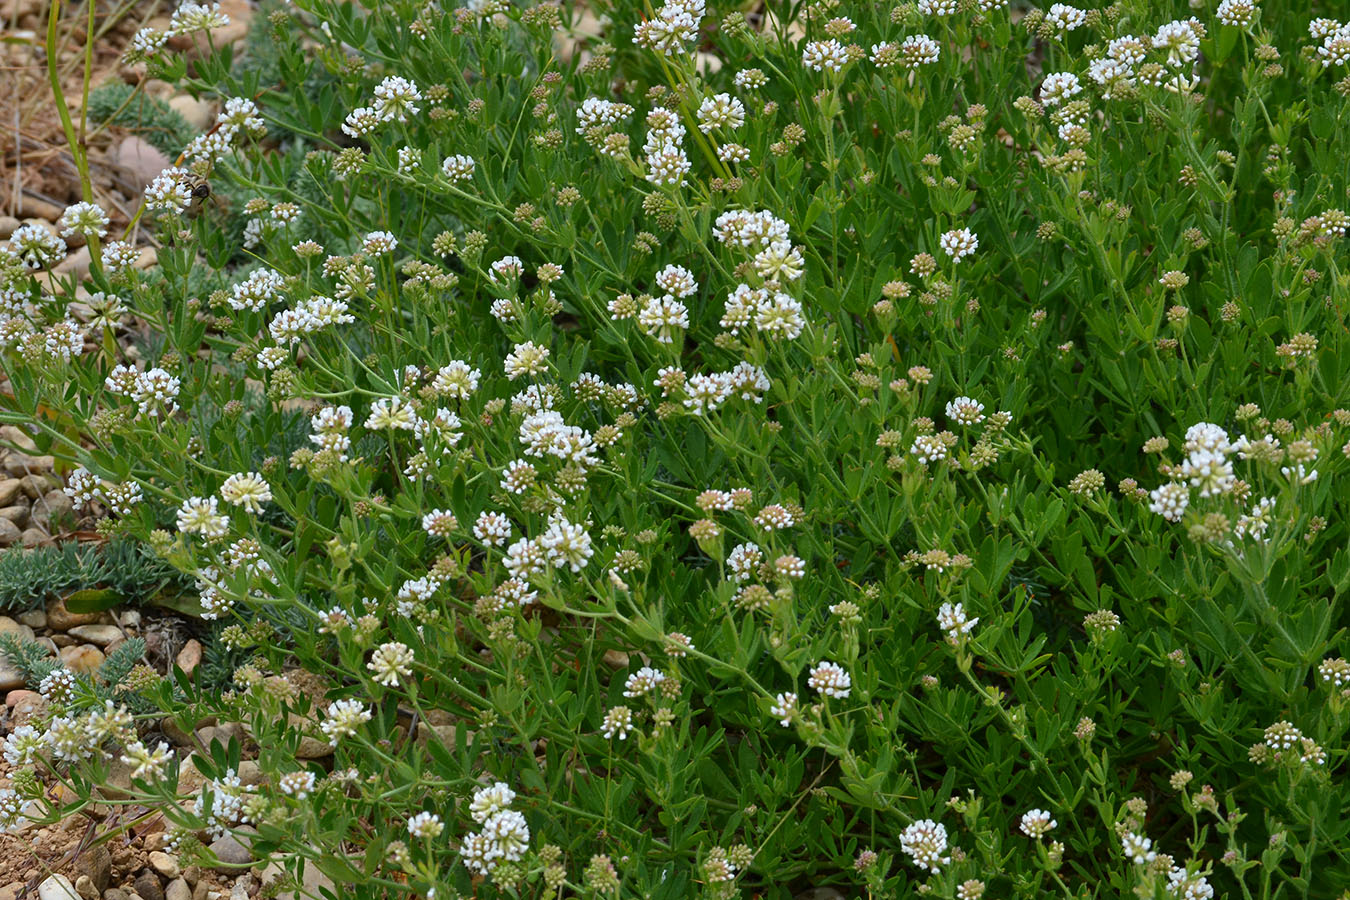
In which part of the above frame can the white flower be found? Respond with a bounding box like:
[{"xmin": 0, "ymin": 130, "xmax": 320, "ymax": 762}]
[
  {"xmin": 408, "ymin": 811, "xmax": 444, "ymax": 839},
  {"xmin": 623, "ymin": 667, "xmax": 667, "ymax": 698},
  {"xmin": 372, "ymin": 76, "xmax": 421, "ymax": 122},
  {"xmin": 57, "ymin": 202, "xmax": 109, "ymax": 239},
  {"xmin": 470, "ymin": 782, "xmax": 517, "ymax": 823},
  {"xmin": 1148, "ymin": 482, "xmax": 1190, "ymax": 522},
  {"xmin": 219, "ymin": 472, "xmax": 272, "ymax": 514},
  {"xmin": 177, "ymin": 496, "xmax": 228, "ymax": 538},
  {"xmin": 362, "ymin": 231, "xmax": 398, "ymax": 256},
  {"xmin": 367, "ymin": 641, "xmax": 415, "ymax": 687},
  {"xmin": 539, "ymin": 517, "xmax": 594, "ymax": 572},
  {"xmin": 802, "ymin": 39, "xmax": 849, "ymax": 73},
  {"xmin": 945, "ymin": 396, "xmax": 985, "ymax": 425},
  {"xmin": 696, "ymin": 93, "xmax": 745, "ymax": 133},
  {"xmin": 320, "ymin": 699, "xmax": 372, "ymax": 745},
  {"xmin": 1045, "ymin": 3, "xmax": 1085, "ymax": 31},
  {"xmin": 807, "ymin": 660, "xmax": 851, "ymax": 698},
  {"xmin": 1040, "ymin": 72, "xmax": 1082, "ymax": 106},
  {"xmin": 602, "ymin": 705, "xmax": 634, "ymax": 739},
  {"xmin": 1121, "ymin": 830, "xmax": 1156, "ymax": 864},
  {"xmin": 900, "ymin": 819, "xmax": 949, "ymax": 872},
  {"xmin": 504, "ymin": 341, "xmax": 550, "ymax": 380},
  {"xmin": 937, "ymin": 602, "xmax": 978, "ymax": 641},
  {"xmin": 770, "ymin": 692, "xmax": 797, "ymax": 726},
  {"xmin": 1020, "ymin": 809, "xmax": 1057, "ymax": 838},
  {"xmin": 442, "ymin": 154, "xmax": 476, "ymax": 182},
  {"xmin": 939, "ymin": 228, "xmax": 979, "ymax": 261}
]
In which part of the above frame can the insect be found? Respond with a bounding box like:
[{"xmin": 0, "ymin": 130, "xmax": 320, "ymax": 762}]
[{"xmin": 177, "ymin": 173, "xmax": 213, "ymax": 216}]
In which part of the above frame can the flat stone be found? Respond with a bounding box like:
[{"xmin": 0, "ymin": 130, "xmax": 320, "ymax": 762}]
[
  {"xmin": 67, "ymin": 625, "xmax": 125, "ymax": 647},
  {"xmin": 16, "ymin": 608, "xmax": 45, "ymax": 628},
  {"xmin": 175, "ymin": 639, "xmax": 202, "ymax": 676},
  {"xmin": 74, "ymin": 842, "xmax": 112, "ymax": 891},
  {"xmin": 272, "ymin": 861, "xmax": 335, "ymax": 900},
  {"xmin": 37, "ymin": 875, "xmax": 79, "ymax": 900},
  {"xmin": 168, "ymin": 95, "xmax": 216, "ymax": 131},
  {"xmin": 6, "ymin": 689, "xmax": 45, "ymax": 726},
  {"xmin": 165, "ymin": 880, "xmax": 190, "ymax": 900},
  {"xmin": 0, "ymin": 425, "xmax": 35, "ymax": 451},
  {"xmin": 111, "ymin": 136, "xmax": 172, "ymax": 189},
  {"xmin": 0, "ymin": 518, "xmax": 19, "ymax": 547},
  {"xmin": 53, "ymin": 246, "xmax": 91, "ymax": 280},
  {"xmin": 133, "ymin": 873, "xmax": 163, "ymax": 900},
  {"xmin": 32, "ymin": 489, "xmax": 74, "ymax": 533},
  {"xmin": 0, "ymin": 661, "xmax": 24, "ymax": 691},
  {"xmin": 20, "ymin": 527, "xmax": 50, "ymax": 548},
  {"xmin": 149, "ymin": 852, "xmax": 181, "ymax": 879},
  {"xmin": 209, "ymin": 826, "xmax": 256, "ymax": 872},
  {"xmin": 47, "ymin": 596, "xmax": 104, "ymax": 630},
  {"xmin": 0, "ymin": 478, "xmax": 21, "ymax": 506},
  {"xmin": 9, "ymin": 458, "xmax": 55, "ymax": 479},
  {"xmin": 0, "ymin": 505, "xmax": 30, "ymax": 527},
  {"xmin": 60, "ymin": 643, "xmax": 105, "ymax": 673}
]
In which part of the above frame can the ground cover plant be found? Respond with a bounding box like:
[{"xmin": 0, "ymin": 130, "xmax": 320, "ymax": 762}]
[{"xmin": 2, "ymin": 0, "xmax": 1350, "ymax": 896}]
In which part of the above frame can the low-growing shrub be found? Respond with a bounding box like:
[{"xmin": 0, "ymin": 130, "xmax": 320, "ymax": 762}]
[{"xmin": 2, "ymin": 0, "xmax": 1350, "ymax": 897}]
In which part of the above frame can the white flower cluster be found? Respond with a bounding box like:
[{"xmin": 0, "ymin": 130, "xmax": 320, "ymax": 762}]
[
  {"xmin": 633, "ymin": 0, "xmax": 704, "ymax": 56},
  {"xmin": 461, "ymin": 781, "xmax": 531, "ymax": 875}
]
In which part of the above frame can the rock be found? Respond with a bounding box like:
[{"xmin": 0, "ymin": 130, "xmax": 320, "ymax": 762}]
[
  {"xmin": 0, "ymin": 215, "xmax": 19, "ymax": 238},
  {"xmin": 60, "ymin": 643, "xmax": 105, "ymax": 673},
  {"xmin": 176, "ymin": 639, "xmax": 202, "ymax": 676},
  {"xmin": 168, "ymin": 95, "xmax": 216, "ymax": 131},
  {"xmin": 190, "ymin": 885, "xmax": 209, "ymax": 900},
  {"xmin": 16, "ymin": 608, "xmax": 45, "ymax": 628},
  {"xmin": 165, "ymin": 880, "xmax": 190, "ymax": 900},
  {"xmin": 6, "ymin": 689, "xmax": 46, "ymax": 726},
  {"xmin": 111, "ymin": 137, "xmax": 172, "ymax": 188},
  {"xmin": 133, "ymin": 873, "xmax": 163, "ymax": 900},
  {"xmin": 0, "ymin": 518, "xmax": 20, "ymax": 547},
  {"xmin": 73, "ymin": 876, "xmax": 98, "ymax": 900},
  {"xmin": 271, "ymin": 861, "xmax": 335, "ymax": 900},
  {"xmin": 32, "ymin": 489, "xmax": 75, "ymax": 533},
  {"xmin": 0, "ymin": 478, "xmax": 21, "ymax": 506},
  {"xmin": 602, "ymin": 649, "xmax": 630, "ymax": 668},
  {"xmin": 103, "ymin": 890, "xmax": 129, "ymax": 900},
  {"xmin": 181, "ymin": 867, "xmax": 201, "ymax": 888},
  {"xmin": 162, "ymin": 718, "xmax": 197, "ymax": 748},
  {"xmin": 67, "ymin": 625, "xmax": 125, "ymax": 647},
  {"xmin": 47, "ymin": 596, "xmax": 104, "ymax": 630},
  {"xmin": 0, "ymin": 666, "xmax": 24, "ymax": 691},
  {"xmin": 0, "ymin": 505, "xmax": 30, "ymax": 527},
  {"xmin": 0, "ymin": 883, "xmax": 21, "ymax": 900},
  {"xmin": 134, "ymin": 247, "xmax": 157, "ymax": 270},
  {"xmin": 10, "ymin": 460, "xmax": 55, "ymax": 481},
  {"xmin": 0, "ymin": 616, "xmax": 31, "ymax": 640},
  {"xmin": 53, "ymin": 246, "xmax": 91, "ymax": 279},
  {"xmin": 120, "ymin": 610, "xmax": 142, "ymax": 628},
  {"xmin": 37, "ymin": 875, "xmax": 78, "ymax": 900},
  {"xmin": 210, "ymin": 826, "xmax": 256, "ymax": 872},
  {"xmin": 16, "ymin": 195, "xmax": 64, "ymax": 221},
  {"xmin": 21, "ymin": 527, "xmax": 49, "ymax": 548},
  {"xmin": 75, "ymin": 842, "xmax": 112, "ymax": 891},
  {"xmin": 149, "ymin": 852, "xmax": 181, "ymax": 880},
  {"xmin": 51, "ymin": 633, "xmax": 76, "ymax": 648}
]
